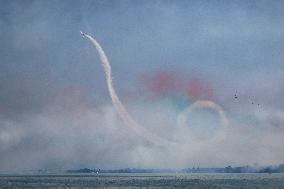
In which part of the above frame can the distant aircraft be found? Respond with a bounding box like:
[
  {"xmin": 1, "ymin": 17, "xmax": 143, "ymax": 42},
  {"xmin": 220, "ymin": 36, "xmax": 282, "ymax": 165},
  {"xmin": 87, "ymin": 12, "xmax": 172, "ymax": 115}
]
[{"xmin": 80, "ymin": 31, "xmax": 86, "ymax": 37}]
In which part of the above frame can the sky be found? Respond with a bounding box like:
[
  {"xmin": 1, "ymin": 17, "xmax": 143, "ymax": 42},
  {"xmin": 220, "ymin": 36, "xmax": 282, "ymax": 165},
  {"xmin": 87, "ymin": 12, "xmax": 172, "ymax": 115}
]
[{"xmin": 0, "ymin": 0, "xmax": 283, "ymax": 172}]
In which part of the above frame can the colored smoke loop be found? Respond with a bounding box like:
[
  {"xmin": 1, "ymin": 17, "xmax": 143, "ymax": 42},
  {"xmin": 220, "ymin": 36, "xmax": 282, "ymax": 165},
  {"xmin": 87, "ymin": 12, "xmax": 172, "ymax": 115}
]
[
  {"xmin": 81, "ymin": 31, "xmax": 229, "ymax": 145},
  {"xmin": 177, "ymin": 100, "xmax": 229, "ymax": 140}
]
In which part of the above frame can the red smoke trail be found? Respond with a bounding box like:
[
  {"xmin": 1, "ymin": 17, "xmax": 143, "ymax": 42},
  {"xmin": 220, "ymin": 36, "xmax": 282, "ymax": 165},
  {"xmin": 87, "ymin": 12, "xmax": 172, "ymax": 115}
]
[
  {"xmin": 142, "ymin": 71, "xmax": 178, "ymax": 96},
  {"xmin": 185, "ymin": 78, "xmax": 213, "ymax": 100},
  {"xmin": 142, "ymin": 71, "xmax": 213, "ymax": 100}
]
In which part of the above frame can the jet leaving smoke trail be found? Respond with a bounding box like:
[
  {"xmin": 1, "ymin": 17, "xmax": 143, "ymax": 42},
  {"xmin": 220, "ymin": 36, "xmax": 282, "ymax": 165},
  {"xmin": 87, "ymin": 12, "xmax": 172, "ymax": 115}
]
[{"xmin": 82, "ymin": 32, "xmax": 172, "ymax": 146}]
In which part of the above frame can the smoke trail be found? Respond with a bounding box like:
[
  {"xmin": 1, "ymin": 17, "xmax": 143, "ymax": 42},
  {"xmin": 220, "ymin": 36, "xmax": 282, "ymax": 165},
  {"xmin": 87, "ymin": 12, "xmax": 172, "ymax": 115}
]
[
  {"xmin": 177, "ymin": 100, "xmax": 229, "ymax": 140},
  {"xmin": 82, "ymin": 32, "xmax": 172, "ymax": 146}
]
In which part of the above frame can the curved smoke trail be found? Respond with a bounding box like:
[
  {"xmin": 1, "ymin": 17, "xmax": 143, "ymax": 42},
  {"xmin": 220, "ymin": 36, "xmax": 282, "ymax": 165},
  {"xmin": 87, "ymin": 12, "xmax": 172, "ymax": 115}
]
[
  {"xmin": 177, "ymin": 100, "xmax": 229, "ymax": 140},
  {"xmin": 178, "ymin": 100, "xmax": 228, "ymax": 126},
  {"xmin": 82, "ymin": 32, "xmax": 172, "ymax": 146}
]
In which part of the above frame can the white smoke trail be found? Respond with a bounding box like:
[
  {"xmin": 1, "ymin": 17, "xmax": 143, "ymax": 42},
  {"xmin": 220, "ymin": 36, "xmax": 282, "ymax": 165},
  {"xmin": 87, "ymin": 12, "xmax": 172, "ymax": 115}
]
[{"xmin": 82, "ymin": 32, "xmax": 172, "ymax": 146}]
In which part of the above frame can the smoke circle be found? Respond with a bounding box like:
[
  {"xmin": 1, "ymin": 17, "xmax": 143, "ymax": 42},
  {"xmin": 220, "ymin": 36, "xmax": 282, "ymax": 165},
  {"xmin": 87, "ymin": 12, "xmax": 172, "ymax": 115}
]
[{"xmin": 177, "ymin": 100, "xmax": 228, "ymax": 141}]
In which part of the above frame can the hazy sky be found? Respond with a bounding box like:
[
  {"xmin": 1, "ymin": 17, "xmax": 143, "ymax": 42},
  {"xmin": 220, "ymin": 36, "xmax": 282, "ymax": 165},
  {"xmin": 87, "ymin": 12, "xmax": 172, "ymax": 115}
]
[{"xmin": 0, "ymin": 0, "xmax": 283, "ymax": 172}]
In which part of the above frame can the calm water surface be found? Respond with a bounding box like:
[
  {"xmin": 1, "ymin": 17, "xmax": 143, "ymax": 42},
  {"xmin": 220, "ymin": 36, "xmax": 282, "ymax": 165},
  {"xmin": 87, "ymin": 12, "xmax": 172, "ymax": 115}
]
[{"xmin": 1, "ymin": 173, "xmax": 284, "ymax": 188}]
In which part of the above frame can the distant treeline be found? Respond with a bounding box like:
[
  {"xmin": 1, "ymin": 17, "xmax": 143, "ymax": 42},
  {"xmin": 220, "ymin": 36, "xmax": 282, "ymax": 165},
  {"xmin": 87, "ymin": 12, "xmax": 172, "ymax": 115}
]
[
  {"xmin": 67, "ymin": 164, "xmax": 284, "ymax": 174},
  {"xmin": 182, "ymin": 164, "xmax": 284, "ymax": 173}
]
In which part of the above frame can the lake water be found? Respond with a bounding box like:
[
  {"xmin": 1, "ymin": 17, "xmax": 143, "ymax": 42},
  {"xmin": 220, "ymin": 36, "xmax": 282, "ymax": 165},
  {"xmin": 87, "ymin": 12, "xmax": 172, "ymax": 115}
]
[{"xmin": 1, "ymin": 173, "xmax": 284, "ymax": 188}]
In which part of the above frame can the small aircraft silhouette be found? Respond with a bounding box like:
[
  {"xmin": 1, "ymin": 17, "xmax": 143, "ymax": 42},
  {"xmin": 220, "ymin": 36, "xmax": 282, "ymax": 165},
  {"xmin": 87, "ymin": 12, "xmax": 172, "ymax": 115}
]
[{"xmin": 80, "ymin": 31, "xmax": 86, "ymax": 37}]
